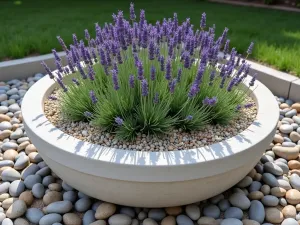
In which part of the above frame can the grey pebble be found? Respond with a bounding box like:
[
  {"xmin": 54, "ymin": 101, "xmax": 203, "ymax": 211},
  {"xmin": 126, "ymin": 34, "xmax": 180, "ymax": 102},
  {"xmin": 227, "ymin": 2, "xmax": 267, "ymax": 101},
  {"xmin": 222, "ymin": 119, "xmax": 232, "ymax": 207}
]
[
  {"xmin": 261, "ymin": 195, "xmax": 279, "ymax": 206},
  {"xmin": 280, "ymin": 124, "xmax": 293, "ymax": 133},
  {"xmin": 280, "ymin": 197, "xmax": 288, "ymax": 206},
  {"xmin": 78, "ymin": 191, "xmax": 89, "ymax": 198},
  {"xmin": 2, "ymin": 142, "xmax": 18, "ymax": 151},
  {"xmin": 249, "ymin": 181, "xmax": 262, "ymax": 192},
  {"xmin": 202, "ymin": 204, "xmax": 220, "ymax": 219},
  {"xmin": 249, "ymin": 200, "xmax": 265, "ymax": 223},
  {"xmin": 62, "ymin": 181, "xmax": 74, "ymax": 191},
  {"xmin": 220, "ymin": 218, "xmax": 242, "ymax": 225},
  {"xmin": 74, "ymin": 197, "xmax": 92, "ymax": 212},
  {"xmin": 229, "ymin": 192, "xmax": 250, "ymax": 210},
  {"xmin": 210, "ymin": 194, "xmax": 224, "ymax": 204},
  {"xmin": 21, "ymin": 163, "xmax": 39, "ymax": 179},
  {"xmin": 224, "ymin": 207, "xmax": 243, "ymax": 219},
  {"xmin": 25, "ymin": 208, "xmax": 44, "ymax": 224},
  {"xmin": 218, "ymin": 199, "xmax": 231, "ymax": 211},
  {"xmin": 0, "ymin": 160, "xmax": 14, "ymax": 168},
  {"xmin": 0, "ymin": 182, "xmax": 10, "ymax": 194},
  {"xmin": 0, "ymin": 212, "xmax": 5, "ymax": 222},
  {"xmin": 143, "ymin": 218, "xmax": 158, "ymax": 225},
  {"xmin": 274, "ymin": 161, "xmax": 289, "ymax": 174},
  {"xmin": 1, "ymin": 218, "xmax": 13, "ymax": 225},
  {"xmin": 10, "ymin": 128, "xmax": 23, "ymax": 139},
  {"xmin": 42, "ymin": 175, "xmax": 55, "ymax": 187},
  {"xmin": 282, "ymin": 218, "xmax": 298, "ymax": 225},
  {"xmin": 46, "ymin": 200, "xmax": 73, "ymax": 214},
  {"xmin": 14, "ymin": 154, "xmax": 29, "ymax": 170},
  {"xmin": 148, "ymin": 208, "xmax": 166, "ymax": 221},
  {"xmin": 39, "ymin": 213, "xmax": 62, "ymax": 225},
  {"xmin": 8, "ymin": 103, "xmax": 20, "ymax": 113},
  {"xmin": 286, "ymin": 109, "xmax": 297, "ymax": 118},
  {"xmin": 255, "ymin": 164, "xmax": 264, "ymax": 174},
  {"xmin": 24, "ymin": 174, "xmax": 42, "ymax": 189},
  {"xmin": 9, "ymin": 180, "xmax": 25, "ymax": 197},
  {"xmin": 290, "ymin": 174, "xmax": 300, "ymax": 190},
  {"xmin": 108, "ymin": 214, "xmax": 132, "ymax": 225},
  {"xmin": 83, "ymin": 210, "xmax": 96, "ymax": 225},
  {"xmin": 275, "ymin": 158, "xmax": 288, "ymax": 164},
  {"xmin": 261, "ymin": 155, "xmax": 274, "ymax": 163},
  {"xmin": 36, "ymin": 166, "xmax": 51, "ymax": 177},
  {"xmin": 282, "ymin": 142, "xmax": 296, "ymax": 147},
  {"xmin": 264, "ymin": 162, "xmax": 283, "ymax": 176},
  {"xmin": 176, "ymin": 215, "xmax": 193, "ymax": 225},
  {"xmin": 262, "ymin": 173, "xmax": 279, "ymax": 187},
  {"xmin": 63, "ymin": 191, "xmax": 77, "ymax": 203},
  {"xmin": 0, "ymin": 122, "xmax": 12, "ymax": 131},
  {"xmin": 1, "ymin": 168, "xmax": 21, "ymax": 181},
  {"xmin": 0, "ymin": 106, "xmax": 8, "ymax": 114},
  {"xmin": 32, "ymin": 183, "xmax": 45, "ymax": 198}
]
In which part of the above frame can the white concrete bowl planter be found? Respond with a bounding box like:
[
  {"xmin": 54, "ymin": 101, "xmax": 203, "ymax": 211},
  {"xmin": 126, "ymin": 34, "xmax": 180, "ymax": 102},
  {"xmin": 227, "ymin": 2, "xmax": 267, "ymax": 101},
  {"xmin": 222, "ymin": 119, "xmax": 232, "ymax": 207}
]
[{"xmin": 22, "ymin": 74, "xmax": 279, "ymax": 207}]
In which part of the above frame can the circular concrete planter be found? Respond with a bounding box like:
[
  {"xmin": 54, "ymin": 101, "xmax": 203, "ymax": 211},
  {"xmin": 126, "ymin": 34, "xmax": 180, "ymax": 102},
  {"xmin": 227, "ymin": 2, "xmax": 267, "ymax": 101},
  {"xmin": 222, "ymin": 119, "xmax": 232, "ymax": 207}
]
[{"xmin": 22, "ymin": 74, "xmax": 278, "ymax": 207}]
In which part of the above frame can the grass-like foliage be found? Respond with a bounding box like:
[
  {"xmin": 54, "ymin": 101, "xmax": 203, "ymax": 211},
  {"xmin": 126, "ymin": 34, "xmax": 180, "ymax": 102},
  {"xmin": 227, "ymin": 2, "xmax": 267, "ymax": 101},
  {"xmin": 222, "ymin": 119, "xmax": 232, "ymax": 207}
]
[{"xmin": 42, "ymin": 4, "xmax": 256, "ymax": 140}]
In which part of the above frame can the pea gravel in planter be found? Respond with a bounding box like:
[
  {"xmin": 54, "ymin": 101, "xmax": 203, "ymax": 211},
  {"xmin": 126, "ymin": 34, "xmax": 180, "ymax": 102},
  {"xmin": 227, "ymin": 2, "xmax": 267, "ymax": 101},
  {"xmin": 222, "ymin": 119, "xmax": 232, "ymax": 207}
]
[
  {"xmin": 1, "ymin": 75, "xmax": 300, "ymax": 224},
  {"xmin": 44, "ymin": 90, "xmax": 257, "ymax": 152}
]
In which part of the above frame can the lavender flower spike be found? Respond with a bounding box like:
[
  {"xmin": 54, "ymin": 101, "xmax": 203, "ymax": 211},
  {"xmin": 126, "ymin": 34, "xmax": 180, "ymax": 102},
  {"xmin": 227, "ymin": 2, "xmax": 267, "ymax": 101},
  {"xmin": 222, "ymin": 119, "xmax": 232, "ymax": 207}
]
[
  {"xmin": 137, "ymin": 61, "xmax": 144, "ymax": 80},
  {"xmin": 244, "ymin": 103, "xmax": 254, "ymax": 108},
  {"xmin": 115, "ymin": 117, "xmax": 124, "ymax": 126},
  {"xmin": 188, "ymin": 83, "xmax": 199, "ymax": 98},
  {"xmin": 150, "ymin": 65, "xmax": 156, "ymax": 81},
  {"xmin": 169, "ymin": 79, "xmax": 177, "ymax": 93},
  {"xmin": 84, "ymin": 111, "xmax": 93, "ymax": 118},
  {"xmin": 72, "ymin": 34, "xmax": 79, "ymax": 48},
  {"xmin": 72, "ymin": 78, "xmax": 80, "ymax": 86},
  {"xmin": 129, "ymin": 75, "xmax": 135, "ymax": 88},
  {"xmin": 77, "ymin": 62, "xmax": 87, "ymax": 79},
  {"xmin": 249, "ymin": 73, "xmax": 257, "ymax": 86},
  {"xmin": 141, "ymin": 79, "xmax": 149, "ymax": 97},
  {"xmin": 177, "ymin": 68, "xmax": 182, "ymax": 82},
  {"xmin": 130, "ymin": 2, "xmax": 136, "ymax": 21},
  {"xmin": 202, "ymin": 96, "xmax": 218, "ymax": 106},
  {"xmin": 57, "ymin": 36, "xmax": 68, "ymax": 52},
  {"xmin": 89, "ymin": 90, "xmax": 98, "ymax": 104},
  {"xmin": 85, "ymin": 29, "xmax": 90, "ymax": 41},
  {"xmin": 41, "ymin": 61, "xmax": 54, "ymax": 79},
  {"xmin": 200, "ymin": 12, "xmax": 206, "ymax": 30},
  {"xmin": 247, "ymin": 42, "xmax": 254, "ymax": 55},
  {"xmin": 52, "ymin": 49, "xmax": 61, "ymax": 62},
  {"xmin": 223, "ymin": 39, "xmax": 230, "ymax": 59},
  {"xmin": 112, "ymin": 69, "xmax": 120, "ymax": 90},
  {"xmin": 165, "ymin": 58, "xmax": 172, "ymax": 80},
  {"xmin": 48, "ymin": 95, "xmax": 57, "ymax": 100},
  {"xmin": 57, "ymin": 79, "xmax": 68, "ymax": 92},
  {"xmin": 153, "ymin": 92, "xmax": 159, "ymax": 104},
  {"xmin": 88, "ymin": 65, "xmax": 95, "ymax": 81}
]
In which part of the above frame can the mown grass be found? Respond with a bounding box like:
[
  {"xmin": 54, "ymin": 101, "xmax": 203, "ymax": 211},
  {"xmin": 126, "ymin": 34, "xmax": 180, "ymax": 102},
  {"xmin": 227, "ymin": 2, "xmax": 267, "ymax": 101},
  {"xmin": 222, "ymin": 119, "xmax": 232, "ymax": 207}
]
[{"xmin": 0, "ymin": 0, "xmax": 300, "ymax": 75}]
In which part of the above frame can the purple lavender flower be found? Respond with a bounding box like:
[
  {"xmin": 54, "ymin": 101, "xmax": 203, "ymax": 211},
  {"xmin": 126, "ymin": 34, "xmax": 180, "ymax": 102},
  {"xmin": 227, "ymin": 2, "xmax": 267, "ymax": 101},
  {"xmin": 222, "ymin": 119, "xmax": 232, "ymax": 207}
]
[
  {"xmin": 66, "ymin": 54, "xmax": 75, "ymax": 73},
  {"xmin": 85, "ymin": 48, "xmax": 93, "ymax": 65},
  {"xmin": 249, "ymin": 73, "xmax": 257, "ymax": 86},
  {"xmin": 220, "ymin": 27, "xmax": 229, "ymax": 45},
  {"xmin": 115, "ymin": 117, "xmax": 124, "ymax": 126},
  {"xmin": 106, "ymin": 51, "xmax": 112, "ymax": 66},
  {"xmin": 223, "ymin": 39, "xmax": 230, "ymax": 59},
  {"xmin": 111, "ymin": 69, "xmax": 120, "ymax": 90},
  {"xmin": 77, "ymin": 62, "xmax": 87, "ymax": 79},
  {"xmin": 236, "ymin": 63, "xmax": 246, "ymax": 77},
  {"xmin": 139, "ymin": 9, "xmax": 145, "ymax": 29},
  {"xmin": 48, "ymin": 95, "xmax": 57, "ymax": 100},
  {"xmin": 150, "ymin": 65, "xmax": 156, "ymax": 81},
  {"xmin": 200, "ymin": 12, "xmax": 206, "ymax": 30},
  {"xmin": 141, "ymin": 79, "xmax": 149, "ymax": 97},
  {"xmin": 117, "ymin": 51, "xmax": 123, "ymax": 64},
  {"xmin": 88, "ymin": 65, "xmax": 95, "ymax": 81},
  {"xmin": 91, "ymin": 48, "xmax": 98, "ymax": 63},
  {"xmin": 57, "ymin": 36, "xmax": 68, "ymax": 52},
  {"xmin": 89, "ymin": 90, "xmax": 97, "ymax": 104},
  {"xmin": 195, "ymin": 63, "xmax": 205, "ymax": 85},
  {"xmin": 57, "ymin": 78, "xmax": 68, "ymax": 92},
  {"xmin": 72, "ymin": 78, "xmax": 80, "ymax": 86},
  {"xmin": 165, "ymin": 58, "xmax": 172, "ymax": 80},
  {"xmin": 129, "ymin": 75, "xmax": 135, "ymax": 88},
  {"xmin": 169, "ymin": 79, "xmax": 177, "ymax": 93},
  {"xmin": 244, "ymin": 103, "xmax": 254, "ymax": 108},
  {"xmin": 55, "ymin": 59, "xmax": 64, "ymax": 74},
  {"xmin": 202, "ymin": 96, "xmax": 218, "ymax": 106},
  {"xmin": 84, "ymin": 111, "xmax": 93, "ymax": 118},
  {"xmin": 227, "ymin": 78, "xmax": 236, "ymax": 92},
  {"xmin": 236, "ymin": 105, "xmax": 242, "ymax": 111},
  {"xmin": 141, "ymin": 24, "xmax": 148, "ymax": 48},
  {"xmin": 244, "ymin": 64, "xmax": 251, "ymax": 77},
  {"xmin": 184, "ymin": 52, "xmax": 190, "ymax": 69},
  {"xmin": 98, "ymin": 46, "xmax": 107, "ymax": 66},
  {"xmin": 149, "ymin": 40, "xmax": 155, "ymax": 60},
  {"xmin": 209, "ymin": 70, "xmax": 216, "ymax": 86},
  {"xmin": 247, "ymin": 42, "xmax": 254, "ymax": 55},
  {"xmin": 85, "ymin": 29, "xmax": 90, "ymax": 41},
  {"xmin": 160, "ymin": 56, "xmax": 165, "ymax": 72},
  {"xmin": 72, "ymin": 34, "xmax": 78, "ymax": 48},
  {"xmin": 80, "ymin": 41, "xmax": 88, "ymax": 63},
  {"xmin": 153, "ymin": 92, "xmax": 159, "ymax": 104},
  {"xmin": 188, "ymin": 83, "xmax": 199, "ymax": 98},
  {"xmin": 70, "ymin": 46, "xmax": 79, "ymax": 64},
  {"xmin": 64, "ymin": 67, "xmax": 70, "ymax": 74},
  {"xmin": 130, "ymin": 2, "xmax": 136, "ymax": 21},
  {"xmin": 177, "ymin": 68, "xmax": 182, "ymax": 82},
  {"xmin": 220, "ymin": 75, "xmax": 226, "ymax": 89},
  {"xmin": 41, "ymin": 61, "xmax": 54, "ymax": 79},
  {"xmin": 186, "ymin": 115, "xmax": 193, "ymax": 120},
  {"xmin": 137, "ymin": 61, "xmax": 144, "ymax": 80},
  {"xmin": 52, "ymin": 49, "xmax": 61, "ymax": 62}
]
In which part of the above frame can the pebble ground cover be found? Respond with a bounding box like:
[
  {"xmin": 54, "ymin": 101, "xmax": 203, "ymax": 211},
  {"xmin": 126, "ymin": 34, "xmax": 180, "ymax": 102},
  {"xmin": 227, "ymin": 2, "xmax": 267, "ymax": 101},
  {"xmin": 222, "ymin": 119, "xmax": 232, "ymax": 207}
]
[{"xmin": 0, "ymin": 73, "xmax": 300, "ymax": 224}]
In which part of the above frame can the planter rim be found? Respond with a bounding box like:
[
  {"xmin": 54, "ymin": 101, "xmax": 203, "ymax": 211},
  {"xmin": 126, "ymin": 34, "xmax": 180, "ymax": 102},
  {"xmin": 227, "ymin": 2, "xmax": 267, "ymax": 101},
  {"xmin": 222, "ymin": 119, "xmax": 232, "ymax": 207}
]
[{"xmin": 22, "ymin": 72, "xmax": 279, "ymax": 182}]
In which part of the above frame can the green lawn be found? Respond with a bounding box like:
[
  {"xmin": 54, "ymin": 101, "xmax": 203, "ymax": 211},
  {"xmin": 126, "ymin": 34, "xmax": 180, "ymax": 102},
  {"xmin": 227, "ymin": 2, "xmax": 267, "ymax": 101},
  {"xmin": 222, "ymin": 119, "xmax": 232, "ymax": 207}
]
[{"xmin": 1, "ymin": 0, "xmax": 300, "ymax": 75}]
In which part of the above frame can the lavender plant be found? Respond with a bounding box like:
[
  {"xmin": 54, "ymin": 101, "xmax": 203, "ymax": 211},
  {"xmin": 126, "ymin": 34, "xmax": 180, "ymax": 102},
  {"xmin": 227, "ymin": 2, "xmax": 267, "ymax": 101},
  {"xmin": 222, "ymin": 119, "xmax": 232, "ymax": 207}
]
[{"xmin": 42, "ymin": 4, "xmax": 256, "ymax": 140}]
